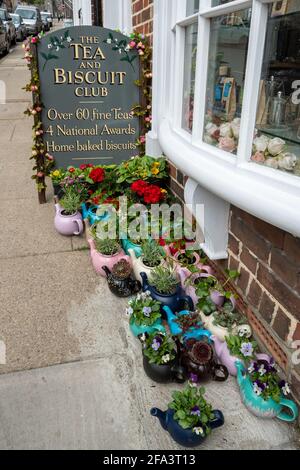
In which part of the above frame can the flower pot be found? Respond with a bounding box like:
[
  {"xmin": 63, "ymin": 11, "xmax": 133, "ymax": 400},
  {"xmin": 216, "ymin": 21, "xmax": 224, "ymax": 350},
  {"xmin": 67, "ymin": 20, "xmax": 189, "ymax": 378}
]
[
  {"xmin": 54, "ymin": 203, "xmax": 84, "ymax": 237},
  {"xmin": 201, "ymin": 313, "xmax": 235, "ymax": 342},
  {"xmin": 128, "ymin": 248, "xmax": 164, "ymax": 284},
  {"xmin": 141, "ymin": 272, "xmax": 194, "ymax": 314},
  {"xmin": 210, "ymin": 290, "xmax": 236, "ymax": 310},
  {"xmin": 102, "ymin": 266, "xmax": 141, "ymax": 298},
  {"xmin": 143, "ymin": 354, "xmax": 185, "ymax": 384},
  {"xmin": 129, "ymin": 316, "xmax": 166, "ymax": 338},
  {"xmin": 163, "ymin": 306, "xmax": 212, "ymax": 343},
  {"xmin": 180, "ymin": 339, "xmax": 228, "ymax": 383},
  {"xmin": 122, "ymin": 238, "xmax": 143, "ymax": 258},
  {"xmin": 178, "ymin": 270, "xmax": 218, "ymax": 306},
  {"xmin": 236, "ymin": 362, "xmax": 298, "ymax": 421},
  {"xmin": 88, "ymin": 239, "xmax": 130, "ymax": 277},
  {"xmin": 150, "ymin": 408, "xmax": 224, "ymax": 448}
]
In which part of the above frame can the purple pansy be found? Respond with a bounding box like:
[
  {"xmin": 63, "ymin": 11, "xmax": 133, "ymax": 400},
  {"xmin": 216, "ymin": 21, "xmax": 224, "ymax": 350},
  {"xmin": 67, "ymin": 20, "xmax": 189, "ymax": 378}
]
[
  {"xmin": 143, "ymin": 306, "xmax": 152, "ymax": 317},
  {"xmin": 151, "ymin": 336, "xmax": 162, "ymax": 351},
  {"xmin": 240, "ymin": 342, "xmax": 254, "ymax": 357},
  {"xmin": 191, "ymin": 406, "xmax": 201, "ymax": 417},
  {"xmin": 190, "ymin": 373, "xmax": 199, "ymax": 384}
]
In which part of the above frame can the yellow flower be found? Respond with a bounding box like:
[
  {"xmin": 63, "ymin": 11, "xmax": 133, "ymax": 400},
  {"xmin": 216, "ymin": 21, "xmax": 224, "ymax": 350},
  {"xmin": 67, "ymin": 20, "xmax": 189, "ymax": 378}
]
[
  {"xmin": 52, "ymin": 170, "xmax": 60, "ymax": 178},
  {"xmin": 153, "ymin": 161, "xmax": 161, "ymax": 167},
  {"xmin": 161, "ymin": 189, "xmax": 167, "ymax": 194},
  {"xmin": 152, "ymin": 168, "xmax": 160, "ymax": 175}
]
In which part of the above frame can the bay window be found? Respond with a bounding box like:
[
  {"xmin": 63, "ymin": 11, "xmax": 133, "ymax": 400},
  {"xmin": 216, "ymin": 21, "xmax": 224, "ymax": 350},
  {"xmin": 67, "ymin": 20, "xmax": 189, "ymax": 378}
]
[{"xmin": 149, "ymin": 0, "xmax": 300, "ymax": 247}]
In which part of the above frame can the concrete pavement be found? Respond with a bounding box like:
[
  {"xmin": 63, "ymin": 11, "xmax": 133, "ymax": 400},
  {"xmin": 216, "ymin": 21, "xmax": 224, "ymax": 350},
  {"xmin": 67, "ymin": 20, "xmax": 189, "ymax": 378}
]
[{"xmin": 0, "ymin": 38, "xmax": 299, "ymax": 450}]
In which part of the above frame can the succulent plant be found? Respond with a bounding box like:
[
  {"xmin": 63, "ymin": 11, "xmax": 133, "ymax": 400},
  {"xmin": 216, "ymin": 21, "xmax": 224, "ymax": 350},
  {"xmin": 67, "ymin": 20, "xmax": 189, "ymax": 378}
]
[
  {"xmin": 112, "ymin": 259, "xmax": 132, "ymax": 280},
  {"xmin": 150, "ymin": 264, "xmax": 179, "ymax": 295}
]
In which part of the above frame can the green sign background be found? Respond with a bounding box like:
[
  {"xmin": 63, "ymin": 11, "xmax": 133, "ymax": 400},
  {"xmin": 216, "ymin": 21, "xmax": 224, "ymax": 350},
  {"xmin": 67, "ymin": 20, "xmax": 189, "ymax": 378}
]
[{"xmin": 38, "ymin": 26, "xmax": 140, "ymax": 168}]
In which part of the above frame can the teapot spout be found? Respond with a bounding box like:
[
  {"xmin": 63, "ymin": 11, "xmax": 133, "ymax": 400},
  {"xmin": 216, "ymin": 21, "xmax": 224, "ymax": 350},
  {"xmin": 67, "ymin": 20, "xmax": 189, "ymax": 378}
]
[
  {"xmin": 235, "ymin": 360, "xmax": 245, "ymax": 385},
  {"xmin": 128, "ymin": 248, "xmax": 137, "ymax": 262},
  {"xmin": 140, "ymin": 272, "xmax": 149, "ymax": 291},
  {"xmin": 163, "ymin": 306, "xmax": 176, "ymax": 322},
  {"xmin": 150, "ymin": 408, "xmax": 167, "ymax": 430},
  {"xmin": 102, "ymin": 265, "xmax": 111, "ymax": 277},
  {"xmin": 55, "ymin": 203, "xmax": 61, "ymax": 215}
]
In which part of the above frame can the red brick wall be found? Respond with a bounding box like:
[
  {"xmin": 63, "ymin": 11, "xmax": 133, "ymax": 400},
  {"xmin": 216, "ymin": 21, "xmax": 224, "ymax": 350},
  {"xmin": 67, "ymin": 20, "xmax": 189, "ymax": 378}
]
[
  {"xmin": 132, "ymin": 0, "xmax": 300, "ymax": 404},
  {"xmin": 132, "ymin": 0, "xmax": 153, "ymax": 45}
]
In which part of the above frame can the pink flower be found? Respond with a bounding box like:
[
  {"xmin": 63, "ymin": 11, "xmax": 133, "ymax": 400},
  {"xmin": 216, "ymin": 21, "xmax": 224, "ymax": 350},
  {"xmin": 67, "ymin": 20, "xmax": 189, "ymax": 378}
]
[
  {"xmin": 37, "ymin": 172, "xmax": 44, "ymax": 178},
  {"xmin": 218, "ymin": 137, "xmax": 236, "ymax": 153},
  {"xmin": 139, "ymin": 50, "xmax": 144, "ymax": 56},
  {"xmin": 129, "ymin": 41, "xmax": 136, "ymax": 48},
  {"xmin": 251, "ymin": 151, "xmax": 265, "ymax": 163},
  {"xmin": 36, "ymin": 106, "xmax": 42, "ymax": 112},
  {"xmin": 140, "ymin": 135, "xmax": 146, "ymax": 144},
  {"xmin": 31, "ymin": 37, "xmax": 38, "ymax": 44}
]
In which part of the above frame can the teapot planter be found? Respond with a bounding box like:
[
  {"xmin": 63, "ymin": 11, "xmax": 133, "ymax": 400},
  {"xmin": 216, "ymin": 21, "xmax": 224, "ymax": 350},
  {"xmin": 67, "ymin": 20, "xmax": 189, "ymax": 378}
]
[
  {"xmin": 102, "ymin": 266, "xmax": 141, "ymax": 298},
  {"xmin": 150, "ymin": 408, "xmax": 224, "ymax": 448},
  {"xmin": 122, "ymin": 238, "xmax": 143, "ymax": 258},
  {"xmin": 128, "ymin": 248, "xmax": 164, "ymax": 284},
  {"xmin": 81, "ymin": 203, "xmax": 111, "ymax": 225},
  {"xmin": 129, "ymin": 316, "xmax": 166, "ymax": 338},
  {"xmin": 88, "ymin": 239, "xmax": 131, "ymax": 277},
  {"xmin": 213, "ymin": 336, "xmax": 272, "ymax": 377},
  {"xmin": 210, "ymin": 290, "xmax": 236, "ymax": 310},
  {"xmin": 201, "ymin": 313, "xmax": 235, "ymax": 342},
  {"xmin": 180, "ymin": 339, "xmax": 229, "ymax": 383},
  {"xmin": 143, "ymin": 353, "xmax": 185, "ymax": 384},
  {"xmin": 163, "ymin": 306, "xmax": 212, "ymax": 343},
  {"xmin": 54, "ymin": 204, "xmax": 84, "ymax": 237},
  {"xmin": 236, "ymin": 362, "xmax": 298, "ymax": 422},
  {"xmin": 179, "ymin": 271, "xmax": 218, "ymax": 306},
  {"xmin": 141, "ymin": 272, "xmax": 194, "ymax": 315}
]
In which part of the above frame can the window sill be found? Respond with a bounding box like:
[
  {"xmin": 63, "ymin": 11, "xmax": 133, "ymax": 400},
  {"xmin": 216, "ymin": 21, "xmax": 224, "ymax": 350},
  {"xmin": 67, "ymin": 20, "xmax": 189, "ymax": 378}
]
[{"xmin": 159, "ymin": 118, "xmax": 300, "ymax": 237}]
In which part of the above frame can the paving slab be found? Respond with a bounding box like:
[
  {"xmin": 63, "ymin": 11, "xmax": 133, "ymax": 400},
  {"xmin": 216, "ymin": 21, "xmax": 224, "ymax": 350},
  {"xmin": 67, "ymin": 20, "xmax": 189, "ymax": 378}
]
[
  {"xmin": 0, "ymin": 251, "xmax": 102, "ymax": 374},
  {"xmin": 0, "ymin": 358, "xmax": 146, "ymax": 450},
  {"xmin": 0, "ymin": 101, "xmax": 31, "ymax": 121},
  {"xmin": 0, "ymin": 160, "xmax": 36, "ymax": 200},
  {"xmin": 0, "ymin": 68, "xmax": 29, "ymax": 101},
  {"xmin": 0, "ymin": 198, "xmax": 72, "ymax": 259}
]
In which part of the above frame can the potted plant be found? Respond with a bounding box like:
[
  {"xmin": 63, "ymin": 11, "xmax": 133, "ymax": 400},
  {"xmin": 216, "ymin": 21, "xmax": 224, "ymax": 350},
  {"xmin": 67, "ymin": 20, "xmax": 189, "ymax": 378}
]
[
  {"xmin": 210, "ymin": 269, "xmax": 239, "ymax": 308},
  {"xmin": 129, "ymin": 239, "xmax": 165, "ymax": 284},
  {"xmin": 163, "ymin": 306, "xmax": 212, "ymax": 343},
  {"xmin": 236, "ymin": 360, "xmax": 298, "ymax": 422},
  {"xmin": 88, "ymin": 231, "xmax": 130, "ymax": 277},
  {"xmin": 127, "ymin": 291, "xmax": 166, "ymax": 338},
  {"xmin": 142, "ymin": 332, "xmax": 184, "ymax": 383},
  {"xmin": 213, "ymin": 327, "xmax": 258, "ymax": 376},
  {"xmin": 202, "ymin": 301, "xmax": 242, "ymax": 342},
  {"xmin": 54, "ymin": 188, "xmax": 84, "ymax": 236},
  {"xmin": 151, "ymin": 385, "xmax": 224, "ymax": 447},
  {"xmin": 141, "ymin": 265, "xmax": 194, "ymax": 313},
  {"xmin": 181, "ymin": 273, "xmax": 217, "ymax": 310},
  {"xmin": 102, "ymin": 259, "xmax": 141, "ymax": 297}
]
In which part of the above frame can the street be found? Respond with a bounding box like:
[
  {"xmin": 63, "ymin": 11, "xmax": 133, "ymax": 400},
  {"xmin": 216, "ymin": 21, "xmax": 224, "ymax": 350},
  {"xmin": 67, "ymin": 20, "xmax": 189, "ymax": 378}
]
[{"xmin": 0, "ymin": 32, "xmax": 298, "ymax": 450}]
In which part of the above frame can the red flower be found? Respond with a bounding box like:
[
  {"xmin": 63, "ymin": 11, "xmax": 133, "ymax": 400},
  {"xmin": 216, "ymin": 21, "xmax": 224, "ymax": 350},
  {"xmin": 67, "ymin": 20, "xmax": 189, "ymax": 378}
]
[
  {"xmin": 90, "ymin": 167, "xmax": 105, "ymax": 183},
  {"xmin": 92, "ymin": 197, "xmax": 100, "ymax": 205},
  {"xmin": 69, "ymin": 167, "xmax": 75, "ymax": 173},
  {"xmin": 88, "ymin": 164, "xmax": 94, "ymax": 168},
  {"xmin": 131, "ymin": 180, "xmax": 149, "ymax": 196},
  {"xmin": 88, "ymin": 190, "xmax": 93, "ymax": 195},
  {"xmin": 80, "ymin": 164, "xmax": 87, "ymax": 170},
  {"xmin": 143, "ymin": 185, "xmax": 164, "ymax": 204},
  {"xmin": 159, "ymin": 238, "xmax": 166, "ymax": 247}
]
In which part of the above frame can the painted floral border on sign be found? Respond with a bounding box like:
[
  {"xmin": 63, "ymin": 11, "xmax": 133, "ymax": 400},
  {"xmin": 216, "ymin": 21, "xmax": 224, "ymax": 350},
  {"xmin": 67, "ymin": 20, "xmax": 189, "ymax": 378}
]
[{"xmin": 41, "ymin": 30, "xmax": 73, "ymax": 70}]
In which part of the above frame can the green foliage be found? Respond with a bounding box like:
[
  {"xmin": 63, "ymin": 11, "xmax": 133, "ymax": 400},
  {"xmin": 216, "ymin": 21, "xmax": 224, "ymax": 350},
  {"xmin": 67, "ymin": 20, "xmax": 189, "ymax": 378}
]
[
  {"xmin": 94, "ymin": 238, "xmax": 120, "ymax": 256},
  {"xmin": 150, "ymin": 264, "xmax": 179, "ymax": 295},
  {"xmin": 212, "ymin": 302, "xmax": 242, "ymax": 330},
  {"xmin": 60, "ymin": 188, "xmax": 82, "ymax": 215},
  {"xmin": 143, "ymin": 332, "xmax": 176, "ymax": 365},
  {"xmin": 168, "ymin": 386, "xmax": 215, "ymax": 435},
  {"xmin": 248, "ymin": 361, "xmax": 288, "ymax": 403},
  {"xmin": 142, "ymin": 240, "xmax": 164, "ymax": 267},
  {"xmin": 225, "ymin": 334, "xmax": 257, "ymax": 360},
  {"xmin": 127, "ymin": 292, "xmax": 161, "ymax": 327},
  {"xmin": 116, "ymin": 156, "xmax": 168, "ymax": 184}
]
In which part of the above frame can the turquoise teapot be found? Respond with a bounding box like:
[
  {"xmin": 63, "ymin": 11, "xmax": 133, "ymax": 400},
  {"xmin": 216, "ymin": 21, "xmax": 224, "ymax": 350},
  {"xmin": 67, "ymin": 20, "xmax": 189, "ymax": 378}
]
[
  {"xmin": 236, "ymin": 361, "xmax": 298, "ymax": 422},
  {"xmin": 129, "ymin": 316, "xmax": 166, "ymax": 338},
  {"xmin": 122, "ymin": 237, "xmax": 143, "ymax": 258},
  {"xmin": 81, "ymin": 203, "xmax": 111, "ymax": 225},
  {"xmin": 163, "ymin": 306, "xmax": 212, "ymax": 342}
]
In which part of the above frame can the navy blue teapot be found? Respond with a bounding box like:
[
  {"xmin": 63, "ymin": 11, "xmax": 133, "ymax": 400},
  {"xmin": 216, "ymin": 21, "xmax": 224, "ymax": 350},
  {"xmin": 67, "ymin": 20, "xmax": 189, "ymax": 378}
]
[{"xmin": 140, "ymin": 272, "xmax": 194, "ymax": 314}]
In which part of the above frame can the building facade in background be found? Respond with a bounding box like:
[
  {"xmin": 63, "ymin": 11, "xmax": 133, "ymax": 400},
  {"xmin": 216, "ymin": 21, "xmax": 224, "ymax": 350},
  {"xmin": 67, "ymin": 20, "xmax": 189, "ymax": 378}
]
[{"xmin": 68, "ymin": 0, "xmax": 300, "ymax": 404}]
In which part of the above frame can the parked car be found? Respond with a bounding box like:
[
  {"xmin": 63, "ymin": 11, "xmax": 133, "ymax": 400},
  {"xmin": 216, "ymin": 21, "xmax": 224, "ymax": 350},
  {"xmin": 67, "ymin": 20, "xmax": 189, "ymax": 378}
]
[
  {"xmin": 41, "ymin": 12, "xmax": 50, "ymax": 32},
  {"xmin": 0, "ymin": 17, "xmax": 9, "ymax": 56},
  {"xmin": 14, "ymin": 6, "xmax": 42, "ymax": 36},
  {"xmin": 10, "ymin": 14, "xmax": 27, "ymax": 42},
  {"xmin": 0, "ymin": 8, "xmax": 16, "ymax": 46},
  {"xmin": 41, "ymin": 11, "xmax": 53, "ymax": 28}
]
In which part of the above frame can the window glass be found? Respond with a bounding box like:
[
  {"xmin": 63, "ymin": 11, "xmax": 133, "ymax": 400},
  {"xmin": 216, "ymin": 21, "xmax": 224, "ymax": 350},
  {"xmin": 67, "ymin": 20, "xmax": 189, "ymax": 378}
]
[
  {"xmin": 182, "ymin": 23, "xmax": 198, "ymax": 133},
  {"xmin": 186, "ymin": 0, "xmax": 199, "ymax": 16},
  {"xmin": 212, "ymin": 0, "xmax": 234, "ymax": 6},
  {"xmin": 251, "ymin": 1, "xmax": 300, "ymax": 176},
  {"xmin": 203, "ymin": 9, "xmax": 251, "ymax": 154}
]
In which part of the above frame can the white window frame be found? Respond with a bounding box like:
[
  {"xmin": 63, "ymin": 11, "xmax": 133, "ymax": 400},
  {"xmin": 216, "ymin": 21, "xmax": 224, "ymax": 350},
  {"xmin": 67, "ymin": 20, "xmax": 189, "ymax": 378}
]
[{"xmin": 148, "ymin": 0, "xmax": 300, "ymax": 239}]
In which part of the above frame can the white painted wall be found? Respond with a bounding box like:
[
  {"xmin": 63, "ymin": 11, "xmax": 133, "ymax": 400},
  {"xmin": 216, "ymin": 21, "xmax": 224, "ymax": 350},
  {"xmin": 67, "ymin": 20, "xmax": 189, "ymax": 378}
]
[
  {"xmin": 103, "ymin": 0, "xmax": 132, "ymax": 33},
  {"xmin": 72, "ymin": 0, "xmax": 92, "ymax": 26}
]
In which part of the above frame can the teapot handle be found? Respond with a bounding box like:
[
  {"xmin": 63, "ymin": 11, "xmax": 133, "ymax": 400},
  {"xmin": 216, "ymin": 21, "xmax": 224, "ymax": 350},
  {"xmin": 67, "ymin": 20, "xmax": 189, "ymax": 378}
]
[
  {"xmin": 209, "ymin": 410, "xmax": 225, "ymax": 430},
  {"xmin": 277, "ymin": 398, "xmax": 298, "ymax": 422},
  {"xmin": 170, "ymin": 363, "xmax": 186, "ymax": 384},
  {"xmin": 73, "ymin": 219, "xmax": 83, "ymax": 236},
  {"xmin": 178, "ymin": 295, "xmax": 194, "ymax": 312},
  {"xmin": 212, "ymin": 363, "xmax": 229, "ymax": 382}
]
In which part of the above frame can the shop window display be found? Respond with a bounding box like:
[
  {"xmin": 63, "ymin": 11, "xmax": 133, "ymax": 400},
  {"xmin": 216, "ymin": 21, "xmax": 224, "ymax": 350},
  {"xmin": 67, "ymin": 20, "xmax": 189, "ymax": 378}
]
[
  {"xmin": 186, "ymin": 0, "xmax": 199, "ymax": 16},
  {"xmin": 182, "ymin": 23, "xmax": 198, "ymax": 133}
]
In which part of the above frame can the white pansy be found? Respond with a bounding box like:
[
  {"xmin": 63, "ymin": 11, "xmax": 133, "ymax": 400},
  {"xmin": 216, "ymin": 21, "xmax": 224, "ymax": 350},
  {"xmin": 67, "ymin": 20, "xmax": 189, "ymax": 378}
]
[
  {"xmin": 253, "ymin": 383, "xmax": 262, "ymax": 396},
  {"xmin": 282, "ymin": 383, "xmax": 291, "ymax": 396},
  {"xmin": 67, "ymin": 36, "xmax": 72, "ymax": 43},
  {"xmin": 205, "ymin": 122, "xmax": 218, "ymax": 137},
  {"xmin": 203, "ymin": 134, "xmax": 214, "ymax": 145},
  {"xmin": 259, "ymin": 365, "xmax": 267, "ymax": 376},
  {"xmin": 193, "ymin": 427, "xmax": 204, "ymax": 436},
  {"xmin": 248, "ymin": 363, "xmax": 255, "ymax": 374},
  {"xmin": 219, "ymin": 122, "xmax": 232, "ymax": 138},
  {"xmin": 278, "ymin": 153, "xmax": 297, "ymax": 171},
  {"xmin": 254, "ymin": 134, "xmax": 270, "ymax": 152},
  {"xmin": 268, "ymin": 137, "xmax": 285, "ymax": 156},
  {"xmin": 145, "ymin": 290, "xmax": 151, "ymax": 297},
  {"xmin": 162, "ymin": 354, "xmax": 170, "ymax": 364},
  {"xmin": 265, "ymin": 157, "xmax": 279, "ymax": 169}
]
